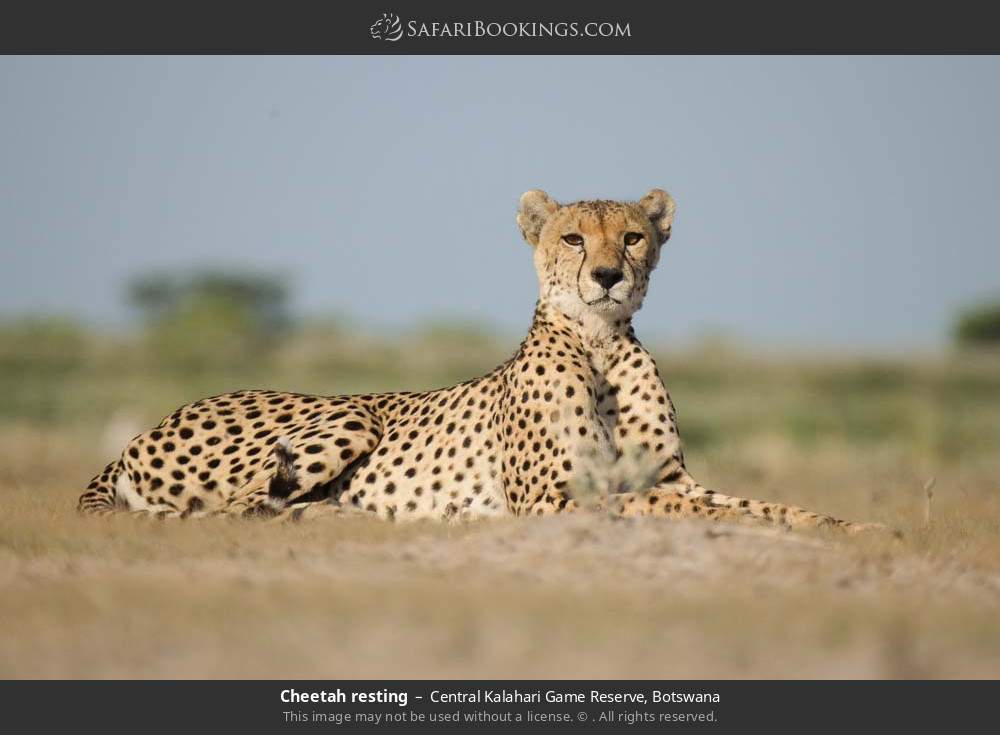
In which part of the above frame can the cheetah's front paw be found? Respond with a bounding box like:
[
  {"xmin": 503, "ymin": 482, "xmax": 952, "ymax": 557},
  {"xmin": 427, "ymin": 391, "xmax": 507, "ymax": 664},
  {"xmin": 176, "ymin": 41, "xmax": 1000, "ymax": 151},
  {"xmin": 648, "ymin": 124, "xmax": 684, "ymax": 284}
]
[{"xmin": 844, "ymin": 521, "xmax": 902, "ymax": 539}]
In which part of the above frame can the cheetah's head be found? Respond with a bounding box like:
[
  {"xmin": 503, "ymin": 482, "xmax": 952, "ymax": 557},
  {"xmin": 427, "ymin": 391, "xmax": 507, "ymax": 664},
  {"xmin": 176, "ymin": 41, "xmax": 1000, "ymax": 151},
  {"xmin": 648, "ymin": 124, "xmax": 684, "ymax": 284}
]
[{"xmin": 517, "ymin": 189, "xmax": 675, "ymax": 321}]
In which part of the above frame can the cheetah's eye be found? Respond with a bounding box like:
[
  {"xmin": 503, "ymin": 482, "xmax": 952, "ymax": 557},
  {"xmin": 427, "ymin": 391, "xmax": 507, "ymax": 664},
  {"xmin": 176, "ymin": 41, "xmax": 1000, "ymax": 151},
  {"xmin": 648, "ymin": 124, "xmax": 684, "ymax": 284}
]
[
  {"xmin": 624, "ymin": 232, "xmax": 644, "ymax": 247},
  {"xmin": 562, "ymin": 234, "xmax": 584, "ymax": 248}
]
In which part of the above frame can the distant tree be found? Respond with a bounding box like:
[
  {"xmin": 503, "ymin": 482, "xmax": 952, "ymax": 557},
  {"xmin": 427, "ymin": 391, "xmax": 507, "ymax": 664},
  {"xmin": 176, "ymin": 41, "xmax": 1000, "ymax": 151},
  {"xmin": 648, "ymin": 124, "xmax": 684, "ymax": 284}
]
[
  {"xmin": 953, "ymin": 300, "xmax": 1000, "ymax": 348},
  {"xmin": 128, "ymin": 271, "xmax": 289, "ymax": 333},
  {"xmin": 126, "ymin": 270, "xmax": 291, "ymax": 368}
]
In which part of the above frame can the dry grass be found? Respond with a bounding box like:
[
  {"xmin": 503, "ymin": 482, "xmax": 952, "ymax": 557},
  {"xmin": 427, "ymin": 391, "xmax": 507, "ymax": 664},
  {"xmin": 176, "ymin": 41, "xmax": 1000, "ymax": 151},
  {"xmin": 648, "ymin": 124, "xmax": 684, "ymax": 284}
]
[{"xmin": 1, "ymin": 347, "xmax": 999, "ymax": 679}]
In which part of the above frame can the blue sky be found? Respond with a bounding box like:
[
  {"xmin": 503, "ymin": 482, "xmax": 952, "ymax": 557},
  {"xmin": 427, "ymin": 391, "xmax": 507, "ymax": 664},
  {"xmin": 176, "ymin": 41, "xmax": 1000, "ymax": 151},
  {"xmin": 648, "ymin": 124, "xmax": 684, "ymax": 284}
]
[{"xmin": 1, "ymin": 56, "xmax": 998, "ymax": 348}]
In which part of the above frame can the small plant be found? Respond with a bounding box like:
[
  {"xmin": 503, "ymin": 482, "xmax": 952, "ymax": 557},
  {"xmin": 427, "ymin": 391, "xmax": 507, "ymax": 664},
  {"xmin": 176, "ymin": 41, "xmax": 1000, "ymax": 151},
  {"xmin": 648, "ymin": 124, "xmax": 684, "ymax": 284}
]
[{"xmin": 568, "ymin": 444, "xmax": 663, "ymax": 508}]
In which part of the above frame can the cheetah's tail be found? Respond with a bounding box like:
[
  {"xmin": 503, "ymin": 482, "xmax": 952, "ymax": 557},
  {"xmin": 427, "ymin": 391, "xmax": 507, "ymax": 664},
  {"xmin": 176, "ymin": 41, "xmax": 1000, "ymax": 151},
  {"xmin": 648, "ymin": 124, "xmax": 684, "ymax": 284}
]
[{"xmin": 77, "ymin": 459, "xmax": 125, "ymax": 515}]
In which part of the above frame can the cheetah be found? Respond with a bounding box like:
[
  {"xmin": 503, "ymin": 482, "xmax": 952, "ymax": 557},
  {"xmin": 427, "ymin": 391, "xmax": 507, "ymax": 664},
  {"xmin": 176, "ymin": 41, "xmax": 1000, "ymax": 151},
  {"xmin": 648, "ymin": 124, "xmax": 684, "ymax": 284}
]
[{"xmin": 78, "ymin": 188, "xmax": 887, "ymax": 534}]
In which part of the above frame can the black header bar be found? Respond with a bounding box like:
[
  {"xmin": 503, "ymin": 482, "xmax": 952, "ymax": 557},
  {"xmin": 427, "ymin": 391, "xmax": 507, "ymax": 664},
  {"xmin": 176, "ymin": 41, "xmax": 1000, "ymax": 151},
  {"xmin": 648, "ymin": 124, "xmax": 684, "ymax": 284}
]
[{"xmin": 2, "ymin": 1, "xmax": 999, "ymax": 54}]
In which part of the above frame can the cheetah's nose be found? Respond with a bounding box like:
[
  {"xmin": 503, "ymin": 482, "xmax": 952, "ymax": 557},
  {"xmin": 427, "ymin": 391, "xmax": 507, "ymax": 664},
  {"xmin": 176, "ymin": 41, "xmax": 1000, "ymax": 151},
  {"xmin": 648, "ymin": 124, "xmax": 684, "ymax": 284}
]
[{"xmin": 591, "ymin": 267, "xmax": 624, "ymax": 290}]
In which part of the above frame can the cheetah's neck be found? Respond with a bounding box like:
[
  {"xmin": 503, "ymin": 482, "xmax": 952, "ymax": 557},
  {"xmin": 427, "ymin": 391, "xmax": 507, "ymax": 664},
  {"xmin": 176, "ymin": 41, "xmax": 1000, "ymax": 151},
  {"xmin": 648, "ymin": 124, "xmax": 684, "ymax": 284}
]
[{"xmin": 526, "ymin": 299, "xmax": 636, "ymax": 372}]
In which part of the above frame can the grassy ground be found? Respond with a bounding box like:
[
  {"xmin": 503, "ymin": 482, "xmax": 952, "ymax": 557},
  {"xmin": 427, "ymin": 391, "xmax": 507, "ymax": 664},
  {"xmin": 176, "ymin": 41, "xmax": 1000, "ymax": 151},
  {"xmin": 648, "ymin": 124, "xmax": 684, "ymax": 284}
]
[{"xmin": 1, "ymin": 329, "xmax": 999, "ymax": 678}]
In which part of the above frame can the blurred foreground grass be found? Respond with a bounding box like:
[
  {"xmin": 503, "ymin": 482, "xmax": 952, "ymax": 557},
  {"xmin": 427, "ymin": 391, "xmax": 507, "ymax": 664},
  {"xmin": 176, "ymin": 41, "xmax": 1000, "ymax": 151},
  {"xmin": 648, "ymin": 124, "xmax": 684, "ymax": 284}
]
[{"xmin": 1, "ymin": 320, "xmax": 999, "ymax": 678}]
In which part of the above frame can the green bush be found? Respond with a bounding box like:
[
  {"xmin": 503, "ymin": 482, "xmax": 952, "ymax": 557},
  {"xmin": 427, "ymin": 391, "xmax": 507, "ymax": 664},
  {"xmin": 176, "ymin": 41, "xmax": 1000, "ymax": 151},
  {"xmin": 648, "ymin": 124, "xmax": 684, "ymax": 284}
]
[
  {"xmin": 954, "ymin": 300, "xmax": 1000, "ymax": 347},
  {"xmin": 0, "ymin": 317, "xmax": 89, "ymax": 370}
]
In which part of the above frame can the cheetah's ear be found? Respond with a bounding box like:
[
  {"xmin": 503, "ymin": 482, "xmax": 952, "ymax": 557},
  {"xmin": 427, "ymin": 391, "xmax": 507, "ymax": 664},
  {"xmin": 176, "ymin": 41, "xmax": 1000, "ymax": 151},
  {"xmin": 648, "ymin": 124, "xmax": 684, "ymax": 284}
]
[
  {"xmin": 639, "ymin": 189, "xmax": 676, "ymax": 245},
  {"xmin": 517, "ymin": 189, "xmax": 559, "ymax": 247}
]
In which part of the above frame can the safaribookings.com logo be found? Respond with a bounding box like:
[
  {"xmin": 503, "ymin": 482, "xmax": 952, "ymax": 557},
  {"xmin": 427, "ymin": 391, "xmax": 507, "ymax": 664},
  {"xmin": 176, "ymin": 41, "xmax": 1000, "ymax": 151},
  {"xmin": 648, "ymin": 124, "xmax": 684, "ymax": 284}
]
[
  {"xmin": 370, "ymin": 13, "xmax": 404, "ymax": 41},
  {"xmin": 369, "ymin": 13, "xmax": 631, "ymax": 42}
]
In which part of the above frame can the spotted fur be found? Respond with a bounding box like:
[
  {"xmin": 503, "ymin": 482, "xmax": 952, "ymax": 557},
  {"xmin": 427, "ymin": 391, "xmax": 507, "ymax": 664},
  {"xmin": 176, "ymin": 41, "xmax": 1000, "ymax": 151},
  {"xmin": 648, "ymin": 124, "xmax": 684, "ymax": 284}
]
[{"xmin": 78, "ymin": 189, "xmax": 887, "ymax": 535}]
